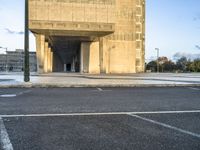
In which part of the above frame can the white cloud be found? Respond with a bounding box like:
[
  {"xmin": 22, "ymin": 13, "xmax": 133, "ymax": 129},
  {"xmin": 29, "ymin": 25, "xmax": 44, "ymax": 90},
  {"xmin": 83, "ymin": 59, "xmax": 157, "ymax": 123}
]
[
  {"xmin": 4, "ymin": 28, "xmax": 24, "ymax": 35},
  {"xmin": 195, "ymin": 45, "xmax": 200, "ymax": 50},
  {"xmin": 173, "ymin": 52, "xmax": 200, "ymax": 60}
]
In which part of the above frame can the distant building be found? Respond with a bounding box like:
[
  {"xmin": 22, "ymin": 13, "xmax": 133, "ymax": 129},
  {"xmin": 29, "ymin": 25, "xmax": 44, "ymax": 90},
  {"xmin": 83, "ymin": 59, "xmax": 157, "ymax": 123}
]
[{"xmin": 0, "ymin": 49, "xmax": 37, "ymax": 72}]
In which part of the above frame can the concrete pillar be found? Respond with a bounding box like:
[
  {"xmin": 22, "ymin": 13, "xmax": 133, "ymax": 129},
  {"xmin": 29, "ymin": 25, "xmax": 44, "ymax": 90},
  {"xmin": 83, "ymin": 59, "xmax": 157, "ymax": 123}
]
[
  {"xmin": 80, "ymin": 42, "xmax": 90, "ymax": 73},
  {"xmin": 80, "ymin": 42, "xmax": 100, "ymax": 74},
  {"xmin": 71, "ymin": 56, "xmax": 75, "ymax": 72},
  {"xmin": 44, "ymin": 42, "xmax": 48, "ymax": 73},
  {"xmin": 50, "ymin": 51, "xmax": 53, "ymax": 72},
  {"xmin": 99, "ymin": 38, "xmax": 106, "ymax": 73},
  {"xmin": 80, "ymin": 45, "xmax": 83, "ymax": 73},
  {"xmin": 35, "ymin": 34, "xmax": 45, "ymax": 73},
  {"xmin": 88, "ymin": 41, "xmax": 100, "ymax": 74},
  {"xmin": 64, "ymin": 64, "xmax": 67, "ymax": 72},
  {"xmin": 47, "ymin": 47, "xmax": 51, "ymax": 72}
]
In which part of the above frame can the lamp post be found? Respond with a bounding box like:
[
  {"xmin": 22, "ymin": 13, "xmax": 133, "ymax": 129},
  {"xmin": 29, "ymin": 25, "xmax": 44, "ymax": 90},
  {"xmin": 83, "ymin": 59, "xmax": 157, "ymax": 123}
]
[
  {"xmin": 0, "ymin": 47, "xmax": 8, "ymax": 72},
  {"xmin": 155, "ymin": 48, "xmax": 159, "ymax": 73},
  {"xmin": 24, "ymin": 0, "xmax": 30, "ymax": 82}
]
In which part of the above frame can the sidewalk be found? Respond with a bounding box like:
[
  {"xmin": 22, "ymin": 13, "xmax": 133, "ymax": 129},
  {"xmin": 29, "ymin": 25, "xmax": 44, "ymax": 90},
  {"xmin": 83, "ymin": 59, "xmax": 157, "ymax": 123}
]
[{"xmin": 0, "ymin": 72, "xmax": 200, "ymax": 88}]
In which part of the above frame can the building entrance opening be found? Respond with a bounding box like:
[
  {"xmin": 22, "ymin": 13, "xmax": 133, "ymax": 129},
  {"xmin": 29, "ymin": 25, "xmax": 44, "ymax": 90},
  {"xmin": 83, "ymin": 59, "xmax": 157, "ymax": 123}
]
[
  {"xmin": 66, "ymin": 64, "xmax": 71, "ymax": 72},
  {"xmin": 52, "ymin": 37, "xmax": 81, "ymax": 73}
]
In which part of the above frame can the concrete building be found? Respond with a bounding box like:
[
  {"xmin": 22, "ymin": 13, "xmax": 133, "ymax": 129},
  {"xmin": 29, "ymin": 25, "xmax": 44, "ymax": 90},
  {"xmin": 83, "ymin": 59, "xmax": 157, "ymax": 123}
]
[
  {"xmin": 0, "ymin": 49, "xmax": 37, "ymax": 72},
  {"xmin": 29, "ymin": 0, "xmax": 145, "ymax": 74}
]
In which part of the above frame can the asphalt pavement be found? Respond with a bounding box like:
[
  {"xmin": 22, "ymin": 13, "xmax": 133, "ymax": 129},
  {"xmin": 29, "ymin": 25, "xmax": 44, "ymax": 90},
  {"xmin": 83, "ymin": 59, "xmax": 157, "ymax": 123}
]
[{"xmin": 0, "ymin": 87, "xmax": 200, "ymax": 150}]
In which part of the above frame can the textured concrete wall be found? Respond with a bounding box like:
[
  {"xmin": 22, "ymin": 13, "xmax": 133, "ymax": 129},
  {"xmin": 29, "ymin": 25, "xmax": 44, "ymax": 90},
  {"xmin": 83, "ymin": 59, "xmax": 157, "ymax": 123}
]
[
  {"xmin": 88, "ymin": 41, "xmax": 100, "ymax": 74},
  {"xmin": 80, "ymin": 42, "xmax": 100, "ymax": 74},
  {"xmin": 98, "ymin": 0, "xmax": 145, "ymax": 73},
  {"xmin": 29, "ymin": 0, "xmax": 115, "ymax": 23},
  {"xmin": 29, "ymin": 0, "xmax": 145, "ymax": 74},
  {"xmin": 29, "ymin": 0, "xmax": 115, "ymax": 36}
]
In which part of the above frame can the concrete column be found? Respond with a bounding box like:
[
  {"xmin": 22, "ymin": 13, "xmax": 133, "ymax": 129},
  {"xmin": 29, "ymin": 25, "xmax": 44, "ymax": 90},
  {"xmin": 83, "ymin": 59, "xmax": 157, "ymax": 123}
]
[
  {"xmin": 47, "ymin": 47, "xmax": 51, "ymax": 72},
  {"xmin": 80, "ymin": 42, "xmax": 100, "ymax": 74},
  {"xmin": 89, "ymin": 41, "xmax": 100, "ymax": 74},
  {"xmin": 64, "ymin": 64, "xmax": 67, "ymax": 72},
  {"xmin": 50, "ymin": 51, "xmax": 53, "ymax": 72},
  {"xmin": 71, "ymin": 56, "xmax": 75, "ymax": 72},
  {"xmin": 99, "ymin": 38, "xmax": 106, "ymax": 73},
  {"xmin": 35, "ymin": 34, "xmax": 45, "ymax": 73},
  {"xmin": 44, "ymin": 42, "xmax": 48, "ymax": 73},
  {"xmin": 80, "ymin": 45, "xmax": 83, "ymax": 73},
  {"xmin": 80, "ymin": 42, "xmax": 90, "ymax": 73}
]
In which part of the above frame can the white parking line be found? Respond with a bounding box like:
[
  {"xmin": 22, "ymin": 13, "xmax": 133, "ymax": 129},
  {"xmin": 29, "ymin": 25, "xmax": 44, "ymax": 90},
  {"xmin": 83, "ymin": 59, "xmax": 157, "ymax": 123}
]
[
  {"xmin": 0, "ymin": 110, "xmax": 200, "ymax": 118},
  {"xmin": 0, "ymin": 90, "xmax": 32, "ymax": 98},
  {"xmin": 97, "ymin": 88, "xmax": 103, "ymax": 91},
  {"xmin": 17, "ymin": 90, "xmax": 32, "ymax": 96},
  {"xmin": 0, "ymin": 95, "xmax": 17, "ymax": 98},
  {"xmin": 0, "ymin": 117, "xmax": 13, "ymax": 150},
  {"xmin": 129, "ymin": 114, "xmax": 200, "ymax": 139},
  {"xmin": 93, "ymin": 88, "xmax": 112, "ymax": 92}
]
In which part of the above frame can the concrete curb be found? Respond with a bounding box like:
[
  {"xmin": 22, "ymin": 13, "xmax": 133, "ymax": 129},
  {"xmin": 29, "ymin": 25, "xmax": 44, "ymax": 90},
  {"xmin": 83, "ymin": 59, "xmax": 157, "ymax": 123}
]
[{"xmin": 0, "ymin": 83, "xmax": 200, "ymax": 88}]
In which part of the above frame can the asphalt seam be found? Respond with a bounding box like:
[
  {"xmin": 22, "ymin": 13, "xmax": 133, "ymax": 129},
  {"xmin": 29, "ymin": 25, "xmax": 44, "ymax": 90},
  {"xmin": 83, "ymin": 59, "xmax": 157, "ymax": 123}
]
[{"xmin": 128, "ymin": 114, "xmax": 200, "ymax": 139}]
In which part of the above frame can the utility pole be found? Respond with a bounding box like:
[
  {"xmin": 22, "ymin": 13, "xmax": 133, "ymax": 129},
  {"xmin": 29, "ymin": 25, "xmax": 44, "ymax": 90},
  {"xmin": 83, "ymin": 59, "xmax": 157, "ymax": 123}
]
[
  {"xmin": 24, "ymin": 0, "xmax": 30, "ymax": 82},
  {"xmin": 155, "ymin": 48, "xmax": 159, "ymax": 73}
]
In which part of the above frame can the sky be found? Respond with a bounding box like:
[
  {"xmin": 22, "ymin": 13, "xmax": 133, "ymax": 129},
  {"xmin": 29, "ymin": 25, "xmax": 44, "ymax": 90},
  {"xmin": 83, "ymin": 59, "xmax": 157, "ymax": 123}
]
[{"xmin": 0, "ymin": 0, "xmax": 200, "ymax": 61}]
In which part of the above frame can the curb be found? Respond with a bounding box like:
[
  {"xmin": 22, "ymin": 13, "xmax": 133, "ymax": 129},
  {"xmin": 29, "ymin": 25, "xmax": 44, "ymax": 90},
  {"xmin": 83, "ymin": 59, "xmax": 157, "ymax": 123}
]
[{"xmin": 0, "ymin": 83, "xmax": 200, "ymax": 88}]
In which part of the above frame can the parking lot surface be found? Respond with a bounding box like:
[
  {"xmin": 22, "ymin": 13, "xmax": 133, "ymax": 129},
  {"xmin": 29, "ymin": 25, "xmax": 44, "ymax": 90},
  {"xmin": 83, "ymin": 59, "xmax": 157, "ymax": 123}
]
[{"xmin": 0, "ymin": 87, "xmax": 200, "ymax": 150}]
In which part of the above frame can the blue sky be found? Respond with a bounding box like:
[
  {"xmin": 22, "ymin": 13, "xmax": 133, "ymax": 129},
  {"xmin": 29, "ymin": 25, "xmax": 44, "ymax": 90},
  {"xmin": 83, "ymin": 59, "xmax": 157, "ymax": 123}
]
[
  {"xmin": 0, "ymin": 0, "xmax": 200, "ymax": 61},
  {"xmin": 146, "ymin": 0, "xmax": 200, "ymax": 60}
]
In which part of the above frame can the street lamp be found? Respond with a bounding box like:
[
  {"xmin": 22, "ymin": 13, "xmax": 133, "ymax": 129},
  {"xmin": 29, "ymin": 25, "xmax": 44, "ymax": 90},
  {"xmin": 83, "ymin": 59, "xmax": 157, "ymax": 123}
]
[
  {"xmin": 0, "ymin": 47, "xmax": 8, "ymax": 72},
  {"xmin": 155, "ymin": 48, "xmax": 159, "ymax": 73},
  {"xmin": 24, "ymin": 0, "xmax": 30, "ymax": 82}
]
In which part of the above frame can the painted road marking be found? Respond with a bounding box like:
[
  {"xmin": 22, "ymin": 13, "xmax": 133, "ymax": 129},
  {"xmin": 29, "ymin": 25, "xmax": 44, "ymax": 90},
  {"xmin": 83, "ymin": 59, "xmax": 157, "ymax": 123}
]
[
  {"xmin": 188, "ymin": 87, "xmax": 200, "ymax": 91},
  {"xmin": 0, "ymin": 110, "xmax": 200, "ymax": 118},
  {"xmin": 17, "ymin": 90, "xmax": 32, "ymax": 96},
  {"xmin": 129, "ymin": 114, "xmax": 200, "ymax": 139},
  {"xmin": 0, "ymin": 90, "xmax": 32, "ymax": 98},
  {"xmin": 97, "ymin": 88, "xmax": 103, "ymax": 91},
  {"xmin": 97, "ymin": 88, "xmax": 112, "ymax": 92},
  {"xmin": 92, "ymin": 88, "xmax": 112, "ymax": 92},
  {"xmin": 0, "ymin": 117, "xmax": 13, "ymax": 150},
  {"xmin": 0, "ymin": 94, "xmax": 17, "ymax": 98}
]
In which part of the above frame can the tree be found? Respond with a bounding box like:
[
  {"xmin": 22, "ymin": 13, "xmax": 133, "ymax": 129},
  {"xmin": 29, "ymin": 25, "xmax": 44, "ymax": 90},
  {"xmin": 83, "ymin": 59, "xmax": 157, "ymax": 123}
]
[
  {"xmin": 176, "ymin": 57, "xmax": 188, "ymax": 72},
  {"xmin": 162, "ymin": 60, "xmax": 176, "ymax": 72},
  {"xmin": 146, "ymin": 57, "xmax": 176, "ymax": 72},
  {"xmin": 188, "ymin": 59, "xmax": 200, "ymax": 72},
  {"xmin": 146, "ymin": 61, "xmax": 157, "ymax": 72}
]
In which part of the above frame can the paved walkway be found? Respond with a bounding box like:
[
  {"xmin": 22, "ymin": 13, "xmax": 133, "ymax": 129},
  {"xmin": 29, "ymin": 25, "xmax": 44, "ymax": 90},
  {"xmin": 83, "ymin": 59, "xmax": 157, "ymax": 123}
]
[{"xmin": 0, "ymin": 72, "xmax": 200, "ymax": 87}]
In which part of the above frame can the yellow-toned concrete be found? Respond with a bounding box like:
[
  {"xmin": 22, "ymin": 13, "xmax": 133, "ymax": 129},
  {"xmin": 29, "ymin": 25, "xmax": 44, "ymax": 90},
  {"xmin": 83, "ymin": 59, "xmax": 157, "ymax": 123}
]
[
  {"xmin": 89, "ymin": 42, "xmax": 100, "ymax": 74},
  {"xmin": 80, "ymin": 42, "xmax": 90, "ymax": 73},
  {"xmin": 44, "ymin": 42, "xmax": 48, "ymax": 73},
  {"xmin": 99, "ymin": 0, "xmax": 145, "ymax": 73},
  {"xmin": 47, "ymin": 47, "xmax": 51, "ymax": 72},
  {"xmin": 29, "ymin": 0, "xmax": 145, "ymax": 74},
  {"xmin": 50, "ymin": 51, "xmax": 53, "ymax": 72},
  {"xmin": 35, "ymin": 34, "xmax": 45, "ymax": 73}
]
